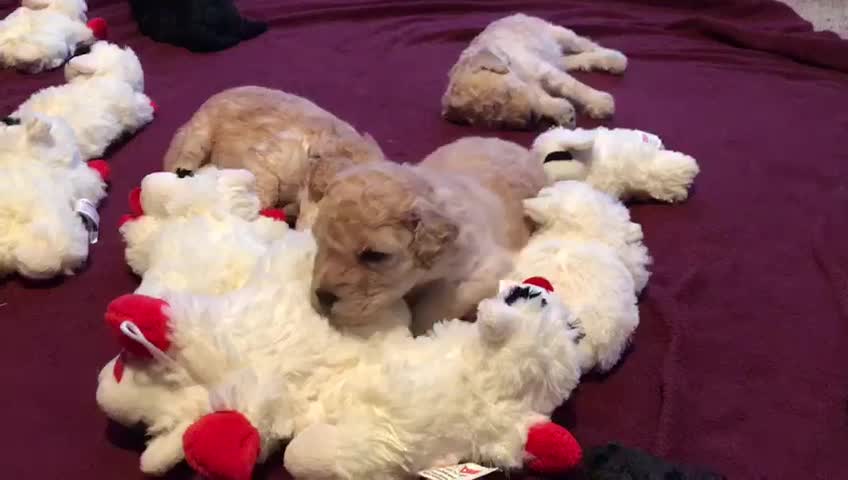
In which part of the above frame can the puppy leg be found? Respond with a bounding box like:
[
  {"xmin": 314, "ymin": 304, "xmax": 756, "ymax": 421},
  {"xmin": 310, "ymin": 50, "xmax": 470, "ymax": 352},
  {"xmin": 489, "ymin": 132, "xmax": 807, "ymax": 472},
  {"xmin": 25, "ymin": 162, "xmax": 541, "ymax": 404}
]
[
  {"xmin": 535, "ymin": 89, "xmax": 577, "ymax": 128},
  {"xmin": 548, "ymin": 25, "xmax": 627, "ymax": 74},
  {"xmin": 561, "ymin": 50, "xmax": 627, "ymax": 74},
  {"xmin": 541, "ymin": 67, "xmax": 615, "ymax": 119}
]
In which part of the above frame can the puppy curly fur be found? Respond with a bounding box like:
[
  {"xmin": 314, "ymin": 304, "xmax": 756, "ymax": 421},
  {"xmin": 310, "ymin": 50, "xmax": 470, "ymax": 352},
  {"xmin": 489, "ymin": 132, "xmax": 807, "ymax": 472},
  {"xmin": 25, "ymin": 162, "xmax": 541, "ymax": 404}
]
[
  {"xmin": 311, "ymin": 137, "xmax": 548, "ymax": 334},
  {"xmin": 162, "ymin": 86, "xmax": 386, "ymax": 210},
  {"xmin": 442, "ymin": 13, "xmax": 627, "ymax": 129}
]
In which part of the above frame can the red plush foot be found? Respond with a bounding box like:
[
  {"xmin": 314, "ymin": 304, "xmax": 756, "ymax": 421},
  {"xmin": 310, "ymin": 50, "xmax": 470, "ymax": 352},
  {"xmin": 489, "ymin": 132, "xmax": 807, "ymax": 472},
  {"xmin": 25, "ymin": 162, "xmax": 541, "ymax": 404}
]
[
  {"xmin": 184, "ymin": 411, "xmax": 260, "ymax": 480},
  {"xmin": 128, "ymin": 186, "xmax": 144, "ymax": 216},
  {"xmin": 105, "ymin": 294, "xmax": 171, "ymax": 358},
  {"xmin": 150, "ymin": 100, "xmax": 159, "ymax": 115},
  {"xmin": 87, "ymin": 18, "xmax": 108, "ymax": 40},
  {"xmin": 87, "ymin": 159, "xmax": 111, "ymax": 182},
  {"xmin": 259, "ymin": 208, "xmax": 286, "ymax": 222},
  {"xmin": 117, "ymin": 214, "xmax": 136, "ymax": 229},
  {"xmin": 525, "ymin": 422, "xmax": 582, "ymax": 473}
]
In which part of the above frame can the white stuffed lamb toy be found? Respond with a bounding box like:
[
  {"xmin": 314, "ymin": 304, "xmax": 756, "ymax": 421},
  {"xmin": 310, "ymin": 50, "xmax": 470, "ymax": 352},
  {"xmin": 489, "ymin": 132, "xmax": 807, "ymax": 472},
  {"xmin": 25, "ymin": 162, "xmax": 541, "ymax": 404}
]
[
  {"xmin": 0, "ymin": 113, "xmax": 109, "ymax": 279},
  {"xmin": 118, "ymin": 166, "xmax": 290, "ymax": 298},
  {"xmin": 533, "ymin": 126, "xmax": 700, "ymax": 202},
  {"xmin": 14, "ymin": 40, "xmax": 156, "ymax": 160},
  {"xmin": 96, "ymin": 231, "xmax": 586, "ymax": 479},
  {"xmin": 0, "ymin": 0, "xmax": 107, "ymax": 73},
  {"xmin": 509, "ymin": 181, "xmax": 650, "ymax": 373}
]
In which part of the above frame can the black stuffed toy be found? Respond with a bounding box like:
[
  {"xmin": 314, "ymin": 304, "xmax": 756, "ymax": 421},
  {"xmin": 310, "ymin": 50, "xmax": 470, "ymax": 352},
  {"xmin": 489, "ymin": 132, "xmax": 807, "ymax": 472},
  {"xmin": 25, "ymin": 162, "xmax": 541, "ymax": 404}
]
[
  {"xmin": 129, "ymin": 0, "xmax": 267, "ymax": 53},
  {"xmin": 579, "ymin": 443, "xmax": 725, "ymax": 480}
]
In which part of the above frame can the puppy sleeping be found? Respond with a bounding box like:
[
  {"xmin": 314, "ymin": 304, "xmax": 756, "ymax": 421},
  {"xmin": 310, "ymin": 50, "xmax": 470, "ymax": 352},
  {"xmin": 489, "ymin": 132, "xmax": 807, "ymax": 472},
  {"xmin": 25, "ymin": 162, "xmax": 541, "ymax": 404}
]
[
  {"xmin": 162, "ymin": 86, "xmax": 386, "ymax": 212},
  {"xmin": 442, "ymin": 13, "xmax": 627, "ymax": 129},
  {"xmin": 310, "ymin": 137, "xmax": 548, "ymax": 334}
]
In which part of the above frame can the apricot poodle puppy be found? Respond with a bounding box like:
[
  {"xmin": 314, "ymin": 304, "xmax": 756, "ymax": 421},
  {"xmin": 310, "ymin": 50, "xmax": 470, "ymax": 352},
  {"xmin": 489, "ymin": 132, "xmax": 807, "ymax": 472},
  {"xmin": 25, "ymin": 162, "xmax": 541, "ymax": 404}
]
[
  {"xmin": 162, "ymin": 86, "xmax": 385, "ymax": 212},
  {"xmin": 310, "ymin": 137, "xmax": 548, "ymax": 335},
  {"xmin": 442, "ymin": 13, "xmax": 627, "ymax": 129}
]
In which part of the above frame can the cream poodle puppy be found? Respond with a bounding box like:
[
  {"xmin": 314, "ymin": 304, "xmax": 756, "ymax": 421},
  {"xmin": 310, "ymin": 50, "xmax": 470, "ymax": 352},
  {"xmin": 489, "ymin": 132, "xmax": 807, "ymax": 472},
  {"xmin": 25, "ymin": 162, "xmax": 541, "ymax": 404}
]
[
  {"xmin": 442, "ymin": 13, "xmax": 627, "ymax": 129},
  {"xmin": 162, "ymin": 86, "xmax": 386, "ymax": 211},
  {"xmin": 310, "ymin": 137, "xmax": 548, "ymax": 334}
]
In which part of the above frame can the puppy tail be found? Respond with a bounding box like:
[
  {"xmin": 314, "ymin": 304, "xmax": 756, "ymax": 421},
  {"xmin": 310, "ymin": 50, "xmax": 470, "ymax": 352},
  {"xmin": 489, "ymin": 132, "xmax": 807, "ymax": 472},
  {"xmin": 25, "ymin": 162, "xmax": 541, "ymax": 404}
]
[
  {"xmin": 162, "ymin": 110, "xmax": 213, "ymax": 174},
  {"xmin": 239, "ymin": 18, "xmax": 268, "ymax": 41}
]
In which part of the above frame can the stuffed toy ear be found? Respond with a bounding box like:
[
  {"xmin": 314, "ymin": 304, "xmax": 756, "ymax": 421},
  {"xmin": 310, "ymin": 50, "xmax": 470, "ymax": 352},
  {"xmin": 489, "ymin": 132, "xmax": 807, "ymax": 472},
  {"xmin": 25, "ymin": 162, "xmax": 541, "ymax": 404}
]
[
  {"xmin": 87, "ymin": 159, "xmax": 111, "ymax": 182},
  {"xmin": 104, "ymin": 294, "xmax": 172, "ymax": 358},
  {"xmin": 23, "ymin": 116, "xmax": 52, "ymax": 143},
  {"xmin": 86, "ymin": 18, "xmax": 108, "ymax": 40},
  {"xmin": 523, "ymin": 197, "xmax": 550, "ymax": 225},
  {"xmin": 22, "ymin": 0, "xmax": 50, "ymax": 10},
  {"xmin": 525, "ymin": 422, "xmax": 582, "ymax": 473},
  {"xmin": 183, "ymin": 411, "xmax": 260, "ymax": 480}
]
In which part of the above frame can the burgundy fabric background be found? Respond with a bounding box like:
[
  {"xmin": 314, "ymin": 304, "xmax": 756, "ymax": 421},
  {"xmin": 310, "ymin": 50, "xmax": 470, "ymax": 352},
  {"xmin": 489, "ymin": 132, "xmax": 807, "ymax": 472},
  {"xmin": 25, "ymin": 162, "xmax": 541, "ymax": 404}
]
[{"xmin": 1, "ymin": 0, "xmax": 847, "ymax": 478}]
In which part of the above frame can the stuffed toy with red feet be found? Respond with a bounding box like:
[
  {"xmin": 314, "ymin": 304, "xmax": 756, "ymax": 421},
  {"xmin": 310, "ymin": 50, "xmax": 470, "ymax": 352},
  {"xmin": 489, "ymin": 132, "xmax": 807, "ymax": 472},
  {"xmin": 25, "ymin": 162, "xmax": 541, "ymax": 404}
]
[
  {"xmin": 117, "ymin": 166, "xmax": 289, "ymax": 298},
  {"xmin": 0, "ymin": 0, "xmax": 108, "ymax": 73},
  {"xmin": 96, "ymin": 253, "xmax": 587, "ymax": 479},
  {"xmin": 0, "ymin": 113, "xmax": 110, "ymax": 279}
]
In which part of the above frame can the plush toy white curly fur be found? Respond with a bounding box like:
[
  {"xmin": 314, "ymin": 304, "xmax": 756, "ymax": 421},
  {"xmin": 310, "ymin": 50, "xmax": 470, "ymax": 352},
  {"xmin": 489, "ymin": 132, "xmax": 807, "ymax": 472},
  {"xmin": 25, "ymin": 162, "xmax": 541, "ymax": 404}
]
[
  {"xmin": 14, "ymin": 41, "xmax": 155, "ymax": 160},
  {"xmin": 533, "ymin": 127, "xmax": 700, "ymax": 202},
  {"xmin": 96, "ymin": 230, "xmax": 585, "ymax": 479},
  {"xmin": 117, "ymin": 166, "xmax": 290, "ymax": 298},
  {"xmin": 0, "ymin": 113, "xmax": 108, "ymax": 279},
  {"xmin": 0, "ymin": 0, "xmax": 107, "ymax": 73},
  {"xmin": 509, "ymin": 181, "xmax": 649, "ymax": 373}
]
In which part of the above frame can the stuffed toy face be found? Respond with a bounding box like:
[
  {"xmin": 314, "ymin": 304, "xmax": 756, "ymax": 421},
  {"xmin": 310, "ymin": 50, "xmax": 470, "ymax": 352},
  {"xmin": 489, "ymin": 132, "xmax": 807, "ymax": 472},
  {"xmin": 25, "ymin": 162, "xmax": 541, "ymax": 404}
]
[
  {"xmin": 64, "ymin": 41, "xmax": 145, "ymax": 91},
  {"xmin": 95, "ymin": 295, "xmax": 215, "ymax": 474},
  {"xmin": 21, "ymin": 0, "xmax": 87, "ymax": 20},
  {"xmin": 125, "ymin": 167, "xmax": 262, "ymax": 223},
  {"xmin": 1, "ymin": 114, "xmax": 82, "ymax": 169}
]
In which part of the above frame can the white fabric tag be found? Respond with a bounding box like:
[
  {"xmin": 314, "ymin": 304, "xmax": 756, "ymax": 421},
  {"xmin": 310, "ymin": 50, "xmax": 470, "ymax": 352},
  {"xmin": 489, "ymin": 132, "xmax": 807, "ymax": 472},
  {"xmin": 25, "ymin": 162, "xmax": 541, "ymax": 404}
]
[
  {"xmin": 418, "ymin": 463, "xmax": 499, "ymax": 480},
  {"xmin": 75, "ymin": 198, "xmax": 99, "ymax": 244}
]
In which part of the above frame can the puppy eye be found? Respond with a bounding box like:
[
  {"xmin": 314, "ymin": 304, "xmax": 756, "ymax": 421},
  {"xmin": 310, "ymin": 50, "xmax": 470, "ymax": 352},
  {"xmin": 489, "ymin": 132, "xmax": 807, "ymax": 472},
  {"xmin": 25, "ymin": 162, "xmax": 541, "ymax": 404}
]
[{"xmin": 359, "ymin": 249, "xmax": 389, "ymax": 264}]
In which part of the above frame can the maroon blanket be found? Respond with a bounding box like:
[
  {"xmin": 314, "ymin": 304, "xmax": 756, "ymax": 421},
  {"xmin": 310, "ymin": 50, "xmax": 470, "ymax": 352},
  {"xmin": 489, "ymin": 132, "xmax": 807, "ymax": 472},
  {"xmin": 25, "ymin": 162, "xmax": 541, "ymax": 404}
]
[{"xmin": 2, "ymin": 0, "xmax": 847, "ymax": 478}]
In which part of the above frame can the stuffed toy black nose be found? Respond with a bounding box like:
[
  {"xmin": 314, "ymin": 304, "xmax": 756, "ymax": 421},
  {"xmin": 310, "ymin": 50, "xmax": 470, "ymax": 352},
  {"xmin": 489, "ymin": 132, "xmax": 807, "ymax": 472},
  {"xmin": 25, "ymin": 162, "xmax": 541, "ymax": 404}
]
[
  {"xmin": 544, "ymin": 151, "xmax": 573, "ymax": 163},
  {"xmin": 176, "ymin": 168, "xmax": 194, "ymax": 178},
  {"xmin": 2, "ymin": 117, "xmax": 21, "ymax": 126}
]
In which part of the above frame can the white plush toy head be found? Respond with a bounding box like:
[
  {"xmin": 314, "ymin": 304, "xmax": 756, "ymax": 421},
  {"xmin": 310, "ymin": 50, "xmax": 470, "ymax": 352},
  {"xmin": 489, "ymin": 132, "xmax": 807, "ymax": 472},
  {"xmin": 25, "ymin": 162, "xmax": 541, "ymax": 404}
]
[
  {"xmin": 95, "ymin": 294, "xmax": 216, "ymax": 475},
  {"xmin": 22, "ymin": 0, "xmax": 87, "ymax": 20},
  {"xmin": 476, "ymin": 276, "xmax": 584, "ymax": 413},
  {"xmin": 533, "ymin": 127, "xmax": 597, "ymax": 182},
  {"xmin": 65, "ymin": 42, "xmax": 145, "ymax": 92},
  {"xmin": 1, "ymin": 114, "xmax": 86, "ymax": 172}
]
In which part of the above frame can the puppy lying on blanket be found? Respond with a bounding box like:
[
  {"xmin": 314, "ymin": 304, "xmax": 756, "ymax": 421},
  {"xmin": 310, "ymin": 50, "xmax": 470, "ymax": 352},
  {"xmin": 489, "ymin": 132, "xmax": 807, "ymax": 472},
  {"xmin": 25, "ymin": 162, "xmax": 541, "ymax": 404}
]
[
  {"xmin": 162, "ymin": 86, "xmax": 386, "ymax": 211},
  {"xmin": 442, "ymin": 13, "xmax": 627, "ymax": 129},
  {"xmin": 310, "ymin": 137, "xmax": 548, "ymax": 335}
]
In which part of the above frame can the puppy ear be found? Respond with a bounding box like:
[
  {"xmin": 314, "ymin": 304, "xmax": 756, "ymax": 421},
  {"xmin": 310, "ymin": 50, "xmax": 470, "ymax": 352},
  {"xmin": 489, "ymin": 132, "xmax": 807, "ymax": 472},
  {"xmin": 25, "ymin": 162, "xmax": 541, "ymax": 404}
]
[
  {"xmin": 405, "ymin": 202, "xmax": 459, "ymax": 268},
  {"xmin": 468, "ymin": 49, "xmax": 509, "ymax": 74}
]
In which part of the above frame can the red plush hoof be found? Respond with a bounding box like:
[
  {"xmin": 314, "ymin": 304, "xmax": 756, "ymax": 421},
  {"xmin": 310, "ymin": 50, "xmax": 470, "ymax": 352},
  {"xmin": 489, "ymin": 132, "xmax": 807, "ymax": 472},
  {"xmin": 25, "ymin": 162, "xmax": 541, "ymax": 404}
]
[
  {"xmin": 128, "ymin": 186, "xmax": 144, "ymax": 216},
  {"xmin": 87, "ymin": 17, "xmax": 108, "ymax": 40},
  {"xmin": 105, "ymin": 294, "xmax": 171, "ymax": 358},
  {"xmin": 525, "ymin": 422, "xmax": 582, "ymax": 473},
  {"xmin": 150, "ymin": 100, "xmax": 159, "ymax": 114},
  {"xmin": 184, "ymin": 411, "xmax": 260, "ymax": 480},
  {"xmin": 259, "ymin": 208, "xmax": 286, "ymax": 222},
  {"xmin": 87, "ymin": 159, "xmax": 111, "ymax": 182}
]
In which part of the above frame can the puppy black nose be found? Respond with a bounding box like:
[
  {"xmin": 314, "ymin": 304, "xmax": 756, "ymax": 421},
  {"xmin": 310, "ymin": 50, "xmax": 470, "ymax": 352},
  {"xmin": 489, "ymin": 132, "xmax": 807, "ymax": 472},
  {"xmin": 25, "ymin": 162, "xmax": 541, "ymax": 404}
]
[{"xmin": 315, "ymin": 289, "xmax": 338, "ymax": 310}]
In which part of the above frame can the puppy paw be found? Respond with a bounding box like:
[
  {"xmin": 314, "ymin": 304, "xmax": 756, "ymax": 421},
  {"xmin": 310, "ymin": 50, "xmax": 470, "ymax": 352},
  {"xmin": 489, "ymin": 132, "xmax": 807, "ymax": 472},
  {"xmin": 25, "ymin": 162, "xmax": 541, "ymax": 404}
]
[
  {"xmin": 599, "ymin": 50, "xmax": 627, "ymax": 74},
  {"xmin": 542, "ymin": 100, "xmax": 576, "ymax": 128},
  {"xmin": 584, "ymin": 92, "xmax": 615, "ymax": 119}
]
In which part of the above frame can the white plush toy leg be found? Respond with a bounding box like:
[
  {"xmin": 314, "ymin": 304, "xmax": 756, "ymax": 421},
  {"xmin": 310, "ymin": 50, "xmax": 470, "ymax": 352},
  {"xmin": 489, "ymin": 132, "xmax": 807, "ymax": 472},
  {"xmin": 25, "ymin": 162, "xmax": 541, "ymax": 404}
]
[
  {"xmin": 639, "ymin": 150, "xmax": 700, "ymax": 202},
  {"xmin": 284, "ymin": 422, "xmax": 404, "ymax": 480}
]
